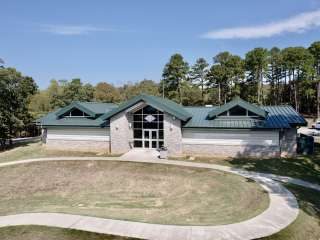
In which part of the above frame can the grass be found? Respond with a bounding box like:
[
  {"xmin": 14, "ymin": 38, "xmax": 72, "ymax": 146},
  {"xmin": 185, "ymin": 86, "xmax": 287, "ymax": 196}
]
[
  {"xmin": 0, "ymin": 225, "xmax": 139, "ymax": 240},
  {"xmin": 178, "ymin": 143, "xmax": 320, "ymax": 185},
  {"xmin": 0, "ymin": 186, "xmax": 318, "ymax": 240},
  {"xmin": 0, "ymin": 141, "xmax": 115, "ymax": 163},
  {"xmin": 259, "ymin": 184, "xmax": 320, "ymax": 240},
  {"xmin": 1, "ymin": 141, "xmax": 319, "ymax": 239},
  {"xmin": 1, "ymin": 185, "xmax": 319, "ymax": 240},
  {"xmin": 2, "ymin": 141, "xmax": 320, "ymax": 184},
  {"xmin": 0, "ymin": 160, "xmax": 269, "ymax": 226}
]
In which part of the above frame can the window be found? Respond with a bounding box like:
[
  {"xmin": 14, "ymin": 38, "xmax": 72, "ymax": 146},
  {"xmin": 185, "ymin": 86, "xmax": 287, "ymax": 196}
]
[
  {"xmin": 229, "ymin": 106, "xmax": 247, "ymax": 116},
  {"xmin": 132, "ymin": 105, "xmax": 164, "ymax": 148},
  {"xmin": 219, "ymin": 111, "xmax": 228, "ymax": 116},
  {"xmin": 248, "ymin": 111, "xmax": 258, "ymax": 117},
  {"xmin": 134, "ymin": 130, "xmax": 142, "ymax": 139},
  {"xmin": 63, "ymin": 108, "xmax": 89, "ymax": 117},
  {"xmin": 218, "ymin": 106, "xmax": 248, "ymax": 117}
]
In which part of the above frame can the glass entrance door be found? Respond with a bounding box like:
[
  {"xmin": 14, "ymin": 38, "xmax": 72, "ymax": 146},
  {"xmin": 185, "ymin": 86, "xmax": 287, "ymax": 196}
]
[{"xmin": 143, "ymin": 129, "xmax": 158, "ymax": 149}]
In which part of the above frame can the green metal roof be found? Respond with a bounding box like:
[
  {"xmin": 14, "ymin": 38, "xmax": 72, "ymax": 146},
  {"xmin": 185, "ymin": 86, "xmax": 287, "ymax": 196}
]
[
  {"xmin": 55, "ymin": 101, "xmax": 117, "ymax": 118},
  {"xmin": 183, "ymin": 105, "xmax": 306, "ymax": 129},
  {"xmin": 100, "ymin": 94, "xmax": 192, "ymax": 121},
  {"xmin": 79, "ymin": 102, "xmax": 117, "ymax": 115},
  {"xmin": 37, "ymin": 95, "xmax": 306, "ymax": 129},
  {"xmin": 207, "ymin": 97, "xmax": 268, "ymax": 119},
  {"xmin": 55, "ymin": 102, "xmax": 97, "ymax": 118},
  {"xmin": 37, "ymin": 102, "xmax": 117, "ymax": 127}
]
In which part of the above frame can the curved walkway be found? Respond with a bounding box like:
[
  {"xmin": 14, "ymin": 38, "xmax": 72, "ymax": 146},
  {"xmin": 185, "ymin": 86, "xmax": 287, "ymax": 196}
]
[{"xmin": 0, "ymin": 157, "xmax": 302, "ymax": 240}]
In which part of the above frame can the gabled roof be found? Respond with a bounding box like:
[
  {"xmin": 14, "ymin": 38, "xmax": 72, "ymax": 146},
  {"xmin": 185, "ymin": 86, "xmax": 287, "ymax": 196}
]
[
  {"xmin": 207, "ymin": 97, "xmax": 268, "ymax": 119},
  {"xmin": 37, "ymin": 102, "xmax": 117, "ymax": 127},
  {"xmin": 37, "ymin": 95, "xmax": 306, "ymax": 129},
  {"xmin": 55, "ymin": 101, "xmax": 97, "ymax": 118},
  {"xmin": 183, "ymin": 105, "xmax": 306, "ymax": 129},
  {"xmin": 80, "ymin": 102, "xmax": 118, "ymax": 115},
  {"xmin": 100, "ymin": 94, "xmax": 192, "ymax": 121},
  {"xmin": 262, "ymin": 105, "xmax": 307, "ymax": 127}
]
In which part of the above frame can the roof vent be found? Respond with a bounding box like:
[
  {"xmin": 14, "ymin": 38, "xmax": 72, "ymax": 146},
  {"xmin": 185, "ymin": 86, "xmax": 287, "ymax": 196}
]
[{"xmin": 205, "ymin": 105, "xmax": 213, "ymax": 107}]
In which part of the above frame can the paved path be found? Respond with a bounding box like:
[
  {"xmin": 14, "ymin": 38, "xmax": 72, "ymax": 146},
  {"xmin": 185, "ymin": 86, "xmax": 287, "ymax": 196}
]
[
  {"xmin": 122, "ymin": 149, "xmax": 160, "ymax": 161},
  {"xmin": 0, "ymin": 157, "xmax": 304, "ymax": 240}
]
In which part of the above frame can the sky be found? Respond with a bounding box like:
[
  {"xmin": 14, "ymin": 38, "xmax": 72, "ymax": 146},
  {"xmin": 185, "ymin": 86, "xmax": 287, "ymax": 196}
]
[{"xmin": 1, "ymin": 0, "xmax": 320, "ymax": 89}]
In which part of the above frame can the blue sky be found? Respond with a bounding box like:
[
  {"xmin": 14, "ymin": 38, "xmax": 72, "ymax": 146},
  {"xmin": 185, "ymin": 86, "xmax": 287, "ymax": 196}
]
[{"xmin": 1, "ymin": 0, "xmax": 320, "ymax": 89}]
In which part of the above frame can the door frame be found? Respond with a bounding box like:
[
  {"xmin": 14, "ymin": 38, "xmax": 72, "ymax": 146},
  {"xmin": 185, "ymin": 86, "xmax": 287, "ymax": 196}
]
[{"xmin": 143, "ymin": 129, "xmax": 158, "ymax": 149}]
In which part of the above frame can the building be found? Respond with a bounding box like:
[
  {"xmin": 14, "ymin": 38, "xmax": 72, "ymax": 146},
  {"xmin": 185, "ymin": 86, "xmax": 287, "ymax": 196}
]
[{"xmin": 37, "ymin": 94, "xmax": 307, "ymax": 158}]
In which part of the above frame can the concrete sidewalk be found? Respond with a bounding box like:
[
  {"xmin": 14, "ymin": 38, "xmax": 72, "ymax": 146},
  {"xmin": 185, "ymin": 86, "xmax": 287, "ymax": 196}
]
[
  {"xmin": 0, "ymin": 156, "xmax": 302, "ymax": 240},
  {"xmin": 121, "ymin": 149, "xmax": 160, "ymax": 161}
]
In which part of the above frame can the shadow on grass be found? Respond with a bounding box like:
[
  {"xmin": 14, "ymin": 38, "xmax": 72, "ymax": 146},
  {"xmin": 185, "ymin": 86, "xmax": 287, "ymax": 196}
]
[
  {"xmin": 227, "ymin": 143, "xmax": 320, "ymax": 184},
  {"xmin": 286, "ymin": 184, "xmax": 320, "ymax": 218},
  {"xmin": 0, "ymin": 139, "xmax": 40, "ymax": 153}
]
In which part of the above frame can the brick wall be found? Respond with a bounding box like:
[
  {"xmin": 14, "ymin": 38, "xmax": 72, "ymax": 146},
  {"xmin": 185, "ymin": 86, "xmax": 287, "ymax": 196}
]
[
  {"xmin": 46, "ymin": 139, "xmax": 110, "ymax": 153},
  {"xmin": 110, "ymin": 111, "xmax": 133, "ymax": 154},
  {"xmin": 280, "ymin": 128, "xmax": 297, "ymax": 157},
  {"xmin": 164, "ymin": 113, "xmax": 182, "ymax": 156},
  {"xmin": 182, "ymin": 144, "xmax": 280, "ymax": 158}
]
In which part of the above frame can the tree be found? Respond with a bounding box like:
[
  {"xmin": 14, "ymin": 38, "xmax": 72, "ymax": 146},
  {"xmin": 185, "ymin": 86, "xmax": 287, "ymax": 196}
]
[
  {"xmin": 161, "ymin": 54, "xmax": 189, "ymax": 104},
  {"xmin": 281, "ymin": 47, "xmax": 314, "ymax": 111},
  {"xmin": 56, "ymin": 78, "xmax": 94, "ymax": 106},
  {"xmin": 48, "ymin": 79, "xmax": 65, "ymax": 109},
  {"xmin": 0, "ymin": 68, "xmax": 37, "ymax": 147},
  {"xmin": 207, "ymin": 52, "xmax": 244, "ymax": 104},
  {"xmin": 245, "ymin": 48, "xmax": 269, "ymax": 104},
  {"xmin": 309, "ymin": 41, "xmax": 320, "ymax": 117},
  {"xmin": 189, "ymin": 58, "xmax": 209, "ymax": 104},
  {"xmin": 181, "ymin": 81, "xmax": 203, "ymax": 105},
  {"xmin": 94, "ymin": 82, "xmax": 121, "ymax": 103},
  {"xmin": 82, "ymin": 83, "xmax": 95, "ymax": 101},
  {"xmin": 206, "ymin": 64, "xmax": 225, "ymax": 104},
  {"xmin": 29, "ymin": 91, "xmax": 51, "ymax": 118},
  {"xmin": 266, "ymin": 47, "xmax": 283, "ymax": 105},
  {"xmin": 120, "ymin": 79, "xmax": 160, "ymax": 100}
]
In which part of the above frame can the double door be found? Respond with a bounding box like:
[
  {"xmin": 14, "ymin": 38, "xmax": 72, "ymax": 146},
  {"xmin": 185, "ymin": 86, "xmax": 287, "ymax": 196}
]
[{"xmin": 143, "ymin": 129, "xmax": 158, "ymax": 149}]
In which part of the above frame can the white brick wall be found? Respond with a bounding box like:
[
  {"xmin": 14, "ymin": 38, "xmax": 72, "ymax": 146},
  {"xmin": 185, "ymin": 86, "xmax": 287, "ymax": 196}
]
[
  {"xmin": 164, "ymin": 113, "xmax": 182, "ymax": 156},
  {"xmin": 280, "ymin": 128, "xmax": 297, "ymax": 157},
  {"xmin": 46, "ymin": 139, "xmax": 110, "ymax": 153},
  {"xmin": 110, "ymin": 111, "xmax": 133, "ymax": 154},
  {"xmin": 182, "ymin": 144, "xmax": 280, "ymax": 158}
]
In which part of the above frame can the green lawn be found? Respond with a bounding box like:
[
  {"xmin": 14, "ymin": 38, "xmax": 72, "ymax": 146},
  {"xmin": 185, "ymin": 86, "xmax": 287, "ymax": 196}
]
[
  {"xmin": 0, "ymin": 141, "xmax": 113, "ymax": 163},
  {"xmin": 181, "ymin": 143, "xmax": 320, "ymax": 185},
  {"xmin": 0, "ymin": 225, "xmax": 139, "ymax": 240},
  {"xmin": 1, "ymin": 184, "xmax": 318, "ymax": 240},
  {"xmin": 0, "ymin": 160, "xmax": 268, "ymax": 226},
  {"xmin": 0, "ymin": 141, "xmax": 319, "ymax": 239},
  {"xmin": 259, "ymin": 184, "xmax": 320, "ymax": 240}
]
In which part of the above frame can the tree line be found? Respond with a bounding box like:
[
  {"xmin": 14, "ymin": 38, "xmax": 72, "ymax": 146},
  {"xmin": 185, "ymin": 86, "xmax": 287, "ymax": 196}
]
[
  {"xmin": 0, "ymin": 67, "xmax": 37, "ymax": 148},
  {"xmin": 30, "ymin": 41, "xmax": 320, "ymax": 117},
  {"xmin": 161, "ymin": 41, "xmax": 320, "ymax": 116},
  {"xmin": 2, "ymin": 40, "xmax": 320, "ymax": 146},
  {"xmin": 29, "ymin": 78, "xmax": 160, "ymax": 118}
]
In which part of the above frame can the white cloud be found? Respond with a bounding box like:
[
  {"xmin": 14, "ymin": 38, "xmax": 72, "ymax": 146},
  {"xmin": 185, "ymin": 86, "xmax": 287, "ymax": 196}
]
[
  {"xmin": 202, "ymin": 9, "xmax": 320, "ymax": 39},
  {"xmin": 40, "ymin": 24, "xmax": 113, "ymax": 35}
]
